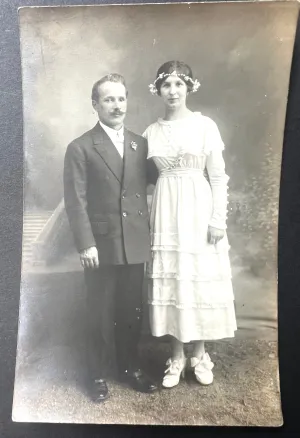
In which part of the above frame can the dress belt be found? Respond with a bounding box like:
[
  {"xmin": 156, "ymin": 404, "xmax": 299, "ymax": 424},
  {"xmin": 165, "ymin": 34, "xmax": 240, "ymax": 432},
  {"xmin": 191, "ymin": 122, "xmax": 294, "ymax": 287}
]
[{"xmin": 159, "ymin": 167, "xmax": 204, "ymax": 178}]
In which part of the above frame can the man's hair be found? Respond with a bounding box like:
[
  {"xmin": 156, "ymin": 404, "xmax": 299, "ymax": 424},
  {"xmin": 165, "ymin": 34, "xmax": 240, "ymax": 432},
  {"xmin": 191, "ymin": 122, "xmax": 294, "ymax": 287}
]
[{"xmin": 91, "ymin": 74, "xmax": 128, "ymax": 102}]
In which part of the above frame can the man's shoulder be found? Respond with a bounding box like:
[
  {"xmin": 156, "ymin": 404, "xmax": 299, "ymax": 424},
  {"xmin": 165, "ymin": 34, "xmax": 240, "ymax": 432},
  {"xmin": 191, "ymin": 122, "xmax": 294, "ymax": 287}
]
[{"xmin": 69, "ymin": 127, "xmax": 95, "ymax": 147}]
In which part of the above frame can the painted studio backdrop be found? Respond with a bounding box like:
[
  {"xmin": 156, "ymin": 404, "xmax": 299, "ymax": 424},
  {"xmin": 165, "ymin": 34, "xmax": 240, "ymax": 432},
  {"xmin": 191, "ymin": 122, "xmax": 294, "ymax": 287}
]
[{"xmin": 13, "ymin": 2, "xmax": 298, "ymax": 426}]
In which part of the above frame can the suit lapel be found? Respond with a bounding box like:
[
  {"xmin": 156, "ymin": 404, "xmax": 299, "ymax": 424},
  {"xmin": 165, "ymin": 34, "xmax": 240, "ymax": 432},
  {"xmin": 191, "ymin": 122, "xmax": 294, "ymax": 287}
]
[
  {"xmin": 123, "ymin": 129, "xmax": 138, "ymax": 189},
  {"xmin": 92, "ymin": 123, "xmax": 123, "ymax": 183}
]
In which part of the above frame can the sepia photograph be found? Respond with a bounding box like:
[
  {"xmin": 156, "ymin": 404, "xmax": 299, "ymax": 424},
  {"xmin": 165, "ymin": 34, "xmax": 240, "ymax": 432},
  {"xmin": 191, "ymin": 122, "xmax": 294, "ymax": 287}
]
[{"xmin": 12, "ymin": 1, "xmax": 298, "ymax": 426}]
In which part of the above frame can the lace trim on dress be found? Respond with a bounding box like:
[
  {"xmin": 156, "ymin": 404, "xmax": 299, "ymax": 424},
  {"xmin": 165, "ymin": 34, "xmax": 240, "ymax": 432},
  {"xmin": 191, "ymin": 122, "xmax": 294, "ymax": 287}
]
[
  {"xmin": 150, "ymin": 244, "xmax": 231, "ymax": 254},
  {"xmin": 148, "ymin": 273, "xmax": 232, "ymax": 281},
  {"xmin": 148, "ymin": 299, "xmax": 233, "ymax": 309}
]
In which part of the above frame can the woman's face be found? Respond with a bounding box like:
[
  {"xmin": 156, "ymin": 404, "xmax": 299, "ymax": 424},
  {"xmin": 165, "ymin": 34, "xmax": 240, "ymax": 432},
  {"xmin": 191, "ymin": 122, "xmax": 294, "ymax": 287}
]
[{"xmin": 159, "ymin": 75, "xmax": 188, "ymax": 109}]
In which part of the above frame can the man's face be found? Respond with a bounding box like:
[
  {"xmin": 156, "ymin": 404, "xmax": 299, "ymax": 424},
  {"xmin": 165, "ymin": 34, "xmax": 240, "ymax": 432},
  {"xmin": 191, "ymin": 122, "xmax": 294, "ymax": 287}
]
[{"xmin": 93, "ymin": 81, "xmax": 127, "ymax": 130}]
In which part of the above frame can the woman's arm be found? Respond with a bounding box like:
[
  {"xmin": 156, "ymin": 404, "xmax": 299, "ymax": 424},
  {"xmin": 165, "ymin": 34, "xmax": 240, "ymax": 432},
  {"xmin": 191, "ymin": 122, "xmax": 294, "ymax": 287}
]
[
  {"xmin": 206, "ymin": 147, "xmax": 229, "ymax": 230},
  {"xmin": 204, "ymin": 118, "xmax": 229, "ymax": 242}
]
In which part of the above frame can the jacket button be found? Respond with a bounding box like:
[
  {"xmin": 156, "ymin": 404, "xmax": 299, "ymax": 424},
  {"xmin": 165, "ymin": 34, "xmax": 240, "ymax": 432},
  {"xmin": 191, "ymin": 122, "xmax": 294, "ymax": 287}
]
[
  {"xmin": 123, "ymin": 212, "xmax": 127, "ymax": 217},
  {"xmin": 138, "ymin": 210, "xmax": 143, "ymax": 215},
  {"xmin": 136, "ymin": 193, "xmax": 140, "ymax": 198}
]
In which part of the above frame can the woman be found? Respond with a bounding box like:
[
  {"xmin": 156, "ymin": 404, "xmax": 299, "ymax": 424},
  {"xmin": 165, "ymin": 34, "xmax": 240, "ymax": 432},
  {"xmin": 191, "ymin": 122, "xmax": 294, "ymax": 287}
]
[{"xmin": 143, "ymin": 61, "xmax": 237, "ymax": 388}]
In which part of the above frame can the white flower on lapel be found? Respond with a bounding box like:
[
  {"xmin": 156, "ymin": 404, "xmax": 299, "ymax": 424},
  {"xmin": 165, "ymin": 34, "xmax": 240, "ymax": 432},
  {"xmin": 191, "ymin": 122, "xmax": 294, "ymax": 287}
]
[{"xmin": 131, "ymin": 141, "xmax": 138, "ymax": 151}]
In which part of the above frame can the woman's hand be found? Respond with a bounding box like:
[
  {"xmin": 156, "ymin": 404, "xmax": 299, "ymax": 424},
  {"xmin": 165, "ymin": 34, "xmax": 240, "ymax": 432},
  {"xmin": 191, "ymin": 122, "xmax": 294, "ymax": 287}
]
[{"xmin": 207, "ymin": 226, "xmax": 225, "ymax": 245}]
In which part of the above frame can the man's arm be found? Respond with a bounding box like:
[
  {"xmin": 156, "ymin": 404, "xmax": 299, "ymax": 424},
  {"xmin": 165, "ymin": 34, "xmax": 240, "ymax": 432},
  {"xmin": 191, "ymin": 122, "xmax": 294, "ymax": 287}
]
[
  {"xmin": 63, "ymin": 141, "xmax": 98, "ymax": 260},
  {"xmin": 146, "ymin": 158, "xmax": 158, "ymax": 187},
  {"xmin": 144, "ymin": 135, "xmax": 158, "ymax": 186}
]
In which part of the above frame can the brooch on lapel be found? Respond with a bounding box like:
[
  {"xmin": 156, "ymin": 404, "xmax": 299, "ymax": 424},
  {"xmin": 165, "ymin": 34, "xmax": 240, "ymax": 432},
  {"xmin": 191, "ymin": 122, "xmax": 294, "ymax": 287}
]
[{"xmin": 130, "ymin": 141, "xmax": 138, "ymax": 151}]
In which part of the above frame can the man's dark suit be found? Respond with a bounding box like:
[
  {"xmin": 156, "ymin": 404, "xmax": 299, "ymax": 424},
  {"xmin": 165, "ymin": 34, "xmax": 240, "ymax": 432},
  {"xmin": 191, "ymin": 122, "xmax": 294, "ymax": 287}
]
[{"xmin": 64, "ymin": 122, "xmax": 157, "ymax": 381}]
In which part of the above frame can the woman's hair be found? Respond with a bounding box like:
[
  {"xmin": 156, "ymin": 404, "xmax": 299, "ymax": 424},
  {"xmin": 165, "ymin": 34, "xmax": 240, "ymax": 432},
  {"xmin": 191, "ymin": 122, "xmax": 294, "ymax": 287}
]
[{"xmin": 155, "ymin": 61, "xmax": 194, "ymax": 95}]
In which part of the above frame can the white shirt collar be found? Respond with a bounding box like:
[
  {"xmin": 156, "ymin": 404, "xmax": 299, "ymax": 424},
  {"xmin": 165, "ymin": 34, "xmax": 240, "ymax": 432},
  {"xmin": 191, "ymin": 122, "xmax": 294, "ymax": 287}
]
[{"xmin": 99, "ymin": 121, "xmax": 124, "ymax": 139}]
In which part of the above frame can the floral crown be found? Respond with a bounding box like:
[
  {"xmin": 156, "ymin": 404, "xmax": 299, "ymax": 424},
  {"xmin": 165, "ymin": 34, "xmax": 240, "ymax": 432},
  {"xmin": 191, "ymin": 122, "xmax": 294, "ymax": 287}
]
[{"xmin": 148, "ymin": 70, "xmax": 200, "ymax": 95}]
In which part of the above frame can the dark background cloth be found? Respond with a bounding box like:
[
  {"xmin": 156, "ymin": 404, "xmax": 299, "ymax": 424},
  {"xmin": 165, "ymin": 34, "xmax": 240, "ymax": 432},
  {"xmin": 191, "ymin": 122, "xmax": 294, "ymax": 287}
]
[
  {"xmin": 19, "ymin": 1, "xmax": 297, "ymax": 289},
  {"xmin": 1, "ymin": 0, "xmax": 300, "ymax": 437}
]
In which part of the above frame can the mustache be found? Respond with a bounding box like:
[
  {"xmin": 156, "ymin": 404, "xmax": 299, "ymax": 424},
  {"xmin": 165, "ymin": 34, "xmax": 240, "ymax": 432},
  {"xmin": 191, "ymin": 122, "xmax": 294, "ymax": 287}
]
[{"xmin": 111, "ymin": 110, "xmax": 125, "ymax": 116}]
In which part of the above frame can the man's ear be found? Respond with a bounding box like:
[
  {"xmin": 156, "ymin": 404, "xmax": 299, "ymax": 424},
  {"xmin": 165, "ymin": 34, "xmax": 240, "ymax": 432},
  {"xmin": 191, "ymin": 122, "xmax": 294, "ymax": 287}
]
[{"xmin": 92, "ymin": 100, "xmax": 97, "ymax": 110}]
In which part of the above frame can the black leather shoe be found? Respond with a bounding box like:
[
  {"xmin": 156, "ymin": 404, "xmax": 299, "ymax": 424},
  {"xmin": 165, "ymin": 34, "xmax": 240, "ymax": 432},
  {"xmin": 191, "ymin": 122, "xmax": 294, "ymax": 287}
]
[
  {"xmin": 91, "ymin": 379, "xmax": 109, "ymax": 402},
  {"xmin": 127, "ymin": 369, "xmax": 157, "ymax": 393}
]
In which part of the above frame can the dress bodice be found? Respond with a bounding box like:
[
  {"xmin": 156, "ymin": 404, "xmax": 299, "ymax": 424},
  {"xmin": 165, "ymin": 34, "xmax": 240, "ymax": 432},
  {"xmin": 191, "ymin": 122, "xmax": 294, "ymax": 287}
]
[
  {"xmin": 143, "ymin": 112, "xmax": 229, "ymax": 230},
  {"xmin": 143, "ymin": 112, "xmax": 224, "ymax": 172}
]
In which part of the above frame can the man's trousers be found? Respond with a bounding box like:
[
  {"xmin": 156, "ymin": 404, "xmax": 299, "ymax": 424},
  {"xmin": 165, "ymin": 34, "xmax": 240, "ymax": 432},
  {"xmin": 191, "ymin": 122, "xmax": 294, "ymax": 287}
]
[{"xmin": 84, "ymin": 263, "xmax": 144, "ymax": 380}]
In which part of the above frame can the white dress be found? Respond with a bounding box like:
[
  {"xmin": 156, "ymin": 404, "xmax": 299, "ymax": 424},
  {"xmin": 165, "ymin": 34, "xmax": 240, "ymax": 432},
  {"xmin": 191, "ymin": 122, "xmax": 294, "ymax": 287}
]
[{"xmin": 143, "ymin": 112, "xmax": 237, "ymax": 342}]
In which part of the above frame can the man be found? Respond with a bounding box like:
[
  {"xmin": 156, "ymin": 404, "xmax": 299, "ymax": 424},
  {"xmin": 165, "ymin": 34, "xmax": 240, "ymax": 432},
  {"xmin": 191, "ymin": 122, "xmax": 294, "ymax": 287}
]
[{"xmin": 64, "ymin": 74, "xmax": 157, "ymax": 402}]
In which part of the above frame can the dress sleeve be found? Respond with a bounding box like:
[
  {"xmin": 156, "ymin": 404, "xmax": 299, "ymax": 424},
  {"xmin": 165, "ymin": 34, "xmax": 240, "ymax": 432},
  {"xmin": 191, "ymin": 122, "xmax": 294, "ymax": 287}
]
[
  {"xmin": 204, "ymin": 118, "xmax": 229, "ymax": 230},
  {"xmin": 142, "ymin": 125, "xmax": 154, "ymax": 159},
  {"xmin": 142, "ymin": 126, "xmax": 149, "ymax": 140}
]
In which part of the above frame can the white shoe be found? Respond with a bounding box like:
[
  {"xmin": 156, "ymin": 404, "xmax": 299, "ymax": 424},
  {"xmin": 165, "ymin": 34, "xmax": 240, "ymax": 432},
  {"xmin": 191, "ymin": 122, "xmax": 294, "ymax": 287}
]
[
  {"xmin": 190, "ymin": 353, "xmax": 214, "ymax": 385},
  {"xmin": 162, "ymin": 357, "xmax": 186, "ymax": 388}
]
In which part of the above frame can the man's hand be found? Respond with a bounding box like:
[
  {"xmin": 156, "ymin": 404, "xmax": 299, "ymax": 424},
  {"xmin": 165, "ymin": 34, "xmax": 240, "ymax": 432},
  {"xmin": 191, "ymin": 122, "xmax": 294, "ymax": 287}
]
[
  {"xmin": 80, "ymin": 246, "xmax": 99, "ymax": 270},
  {"xmin": 207, "ymin": 226, "xmax": 225, "ymax": 245}
]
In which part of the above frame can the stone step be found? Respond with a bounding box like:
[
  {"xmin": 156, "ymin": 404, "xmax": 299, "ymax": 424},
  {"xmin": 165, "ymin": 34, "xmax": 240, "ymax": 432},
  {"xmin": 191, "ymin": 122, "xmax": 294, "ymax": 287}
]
[
  {"xmin": 24, "ymin": 212, "xmax": 52, "ymax": 216},
  {"xmin": 23, "ymin": 232, "xmax": 43, "ymax": 237},
  {"xmin": 23, "ymin": 228, "xmax": 43, "ymax": 233},
  {"xmin": 24, "ymin": 219, "xmax": 49, "ymax": 223},
  {"xmin": 23, "ymin": 218, "xmax": 51, "ymax": 223},
  {"xmin": 22, "ymin": 211, "xmax": 53, "ymax": 264},
  {"xmin": 23, "ymin": 222, "xmax": 49, "ymax": 227}
]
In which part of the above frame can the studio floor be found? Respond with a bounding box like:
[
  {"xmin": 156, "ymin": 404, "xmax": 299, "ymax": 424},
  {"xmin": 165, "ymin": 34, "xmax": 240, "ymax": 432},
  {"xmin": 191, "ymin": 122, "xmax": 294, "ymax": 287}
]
[
  {"xmin": 13, "ymin": 339, "xmax": 281, "ymax": 426},
  {"xmin": 12, "ymin": 257, "xmax": 282, "ymax": 426}
]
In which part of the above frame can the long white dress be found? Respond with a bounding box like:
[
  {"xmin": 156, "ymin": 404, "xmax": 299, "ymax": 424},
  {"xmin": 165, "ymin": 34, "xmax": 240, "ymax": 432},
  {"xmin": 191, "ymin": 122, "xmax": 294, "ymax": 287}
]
[{"xmin": 143, "ymin": 112, "xmax": 237, "ymax": 343}]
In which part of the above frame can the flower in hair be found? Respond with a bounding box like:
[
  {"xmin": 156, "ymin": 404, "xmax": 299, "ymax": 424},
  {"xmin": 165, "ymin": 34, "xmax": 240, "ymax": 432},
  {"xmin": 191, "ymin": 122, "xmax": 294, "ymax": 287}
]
[
  {"xmin": 149, "ymin": 83, "xmax": 157, "ymax": 95},
  {"xmin": 148, "ymin": 72, "xmax": 201, "ymax": 95},
  {"xmin": 191, "ymin": 79, "xmax": 201, "ymax": 93}
]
